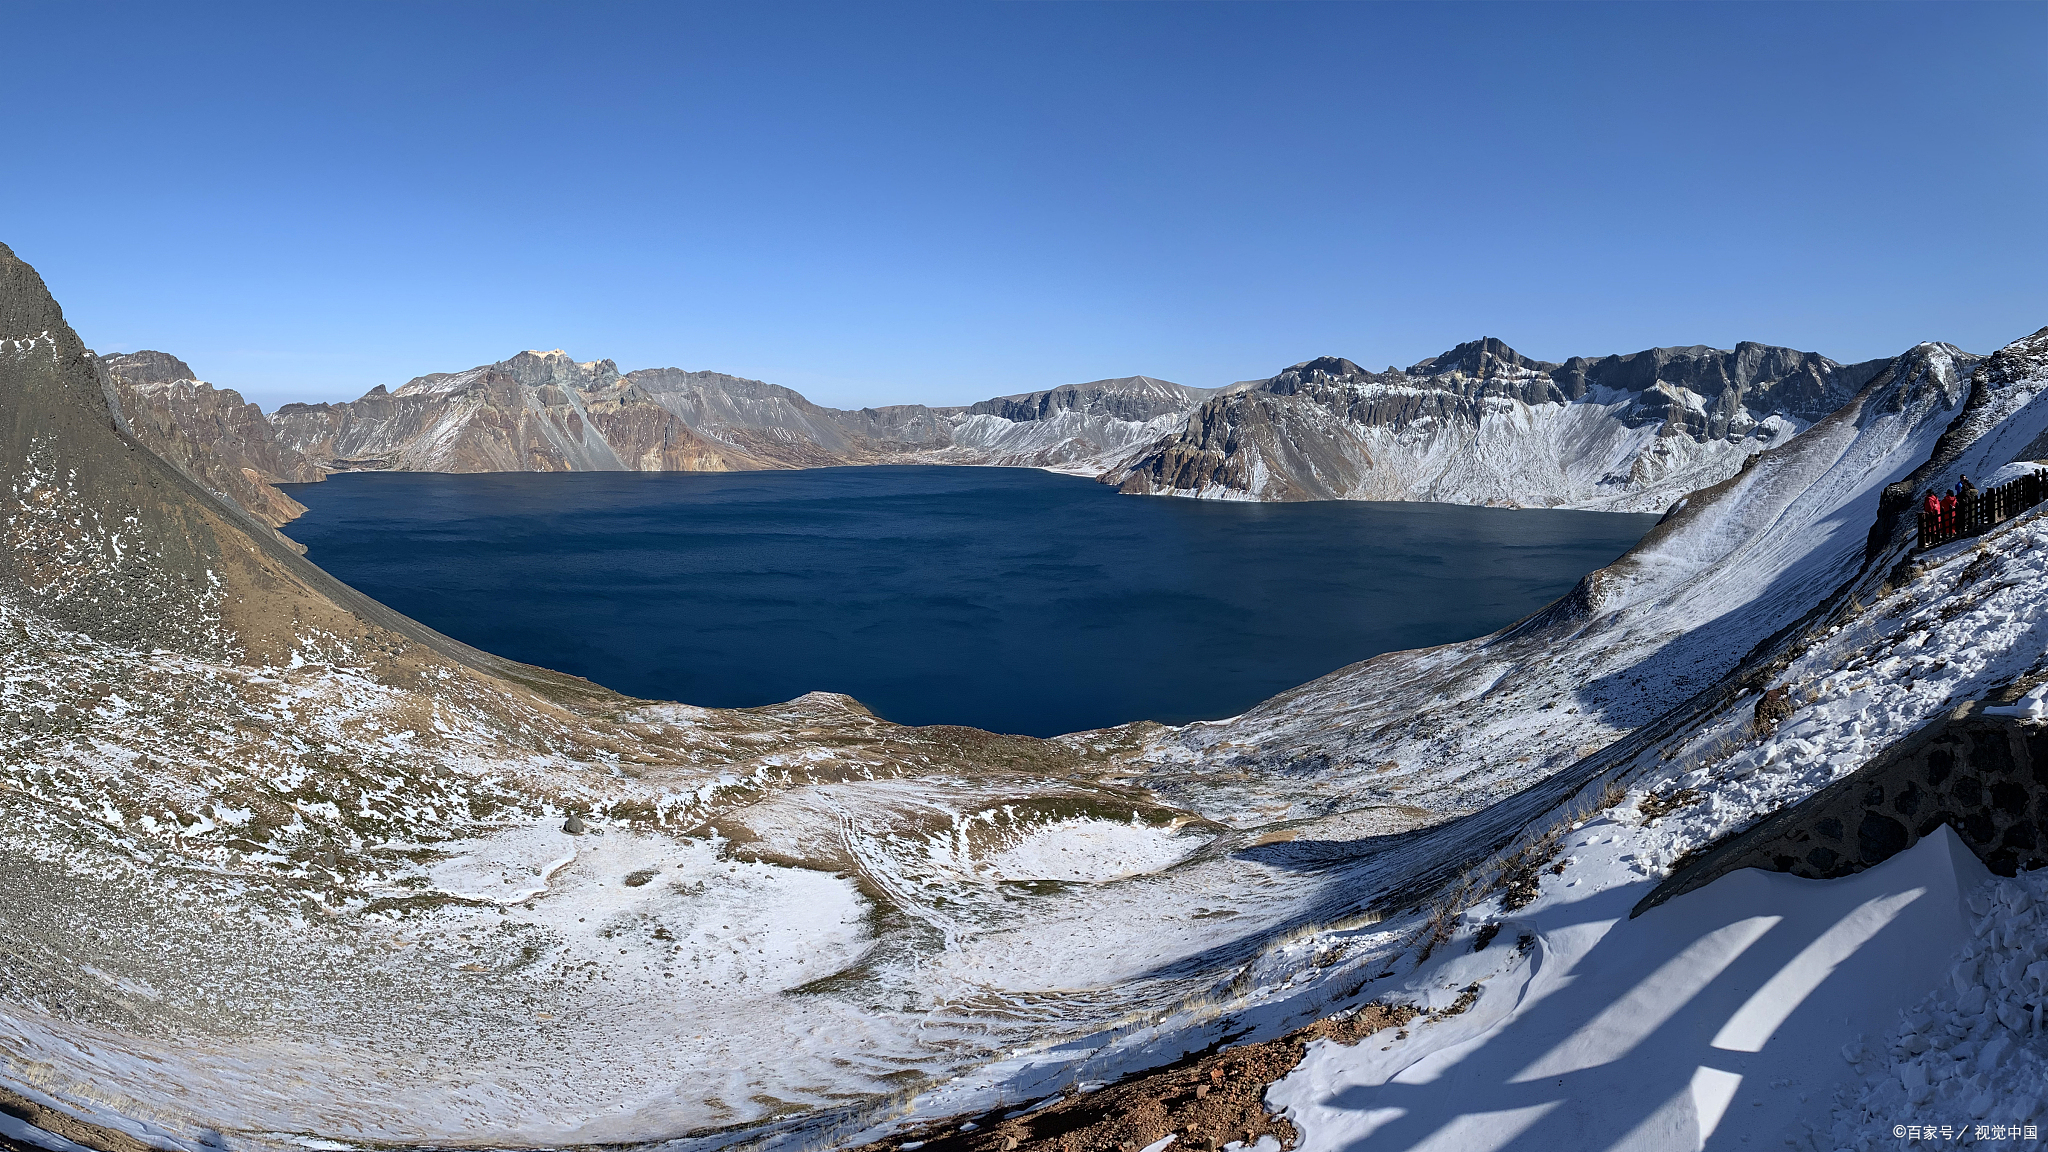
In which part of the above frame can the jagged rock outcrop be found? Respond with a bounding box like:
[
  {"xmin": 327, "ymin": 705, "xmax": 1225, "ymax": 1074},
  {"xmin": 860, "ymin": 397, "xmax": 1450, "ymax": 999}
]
[
  {"xmin": 99, "ymin": 351, "xmax": 324, "ymax": 528},
  {"xmin": 271, "ymin": 350, "xmax": 758, "ymax": 474},
  {"xmin": 266, "ymin": 351, "xmax": 1212, "ymax": 483},
  {"xmin": 1116, "ymin": 339, "xmax": 1892, "ymax": 511}
]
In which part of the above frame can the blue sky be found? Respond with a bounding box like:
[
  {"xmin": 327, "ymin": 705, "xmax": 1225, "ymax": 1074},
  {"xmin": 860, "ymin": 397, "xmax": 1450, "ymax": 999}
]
[{"xmin": 2, "ymin": 1, "xmax": 2042, "ymax": 410}]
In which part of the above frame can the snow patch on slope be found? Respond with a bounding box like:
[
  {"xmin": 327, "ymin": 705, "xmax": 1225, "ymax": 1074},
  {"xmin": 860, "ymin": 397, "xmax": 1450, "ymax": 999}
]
[{"xmin": 926, "ymin": 814, "xmax": 1209, "ymax": 884}]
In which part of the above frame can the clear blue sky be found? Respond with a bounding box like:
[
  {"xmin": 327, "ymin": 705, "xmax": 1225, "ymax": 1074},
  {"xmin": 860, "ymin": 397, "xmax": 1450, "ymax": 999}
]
[{"xmin": 3, "ymin": 1, "xmax": 2042, "ymax": 410}]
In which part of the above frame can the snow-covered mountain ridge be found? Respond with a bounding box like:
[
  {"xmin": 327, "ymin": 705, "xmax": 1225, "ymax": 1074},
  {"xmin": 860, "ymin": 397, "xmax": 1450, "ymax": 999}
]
[
  {"xmin": 1119, "ymin": 338, "xmax": 1896, "ymax": 512},
  {"xmin": 6, "ymin": 228, "xmax": 2048, "ymax": 1151}
]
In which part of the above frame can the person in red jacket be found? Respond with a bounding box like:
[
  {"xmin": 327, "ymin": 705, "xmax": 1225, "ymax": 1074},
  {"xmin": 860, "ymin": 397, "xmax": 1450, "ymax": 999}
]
[
  {"xmin": 1942, "ymin": 491, "xmax": 1959, "ymax": 536},
  {"xmin": 1924, "ymin": 490, "xmax": 1944, "ymax": 543}
]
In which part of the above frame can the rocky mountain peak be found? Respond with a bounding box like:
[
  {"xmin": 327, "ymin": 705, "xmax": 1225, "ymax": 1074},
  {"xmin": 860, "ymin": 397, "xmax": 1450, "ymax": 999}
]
[
  {"xmin": 100, "ymin": 349, "xmax": 196, "ymax": 387},
  {"xmin": 1287, "ymin": 356, "xmax": 1369, "ymax": 380},
  {"xmin": 0, "ymin": 243, "xmax": 72, "ymax": 344},
  {"xmin": 498, "ymin": 349, "xmax": 622, "ymax": 392},
  {"xmin": 1975, "ymin": 328, "xmax": 2048, "ymax": 388},
  {"xmin": 1404, "ymin": 337, "xmax": 1554, "ymax": 380}
]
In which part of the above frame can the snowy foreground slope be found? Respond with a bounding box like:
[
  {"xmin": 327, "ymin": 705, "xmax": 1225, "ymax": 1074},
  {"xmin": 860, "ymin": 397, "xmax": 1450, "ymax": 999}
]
[
  {"xmin": 2, "ymin": 226, "xmax": 2046, "ymax": 1152},
  {"xmin": 1254, "ymin": 333, "xmax": 2048, "ymax": 1151}
]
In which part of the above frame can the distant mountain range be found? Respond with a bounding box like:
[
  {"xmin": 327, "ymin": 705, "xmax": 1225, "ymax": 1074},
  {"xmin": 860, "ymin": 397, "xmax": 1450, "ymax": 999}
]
[{"xmin": 97, "ymin": 338, "xmax": 1901, "ymax": 528}]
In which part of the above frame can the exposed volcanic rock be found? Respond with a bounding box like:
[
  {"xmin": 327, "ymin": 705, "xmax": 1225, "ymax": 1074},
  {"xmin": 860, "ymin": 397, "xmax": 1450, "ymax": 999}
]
[
  {"xmin": 130, "ymin": 334, "xmax": 1899, "ymax": 520},
  {"xmin": 266, "ymin": 355, "xmax": 1205, "ymax": 482},
  {"xmin": 618, "ymin": 365, "xmax": 974, "ymax": 466},
  {"xmin": 967, "ymin": 375, "xmax": 1211, "ymax": 425},
  {"xmin": 1116, "ymin": 339, "xmax": 1892, "ymax": 511},
  {"xmin": 271, "ymin": 349, "xmax": 759, "ymax": 474},
  {"xmin": 99, "ymin": 351, "xmax": 324, "ymax": 529},
  {"xmin": 96, "ymin": 348, "xmax": 196, "ymax": 387},
  {"xmin": 929, "ymin": 375, "xmax": 1222, "ymax": 472},
  {"xmin": 618, "ymin": 366, "xmax": 892, "ymax": 467}
]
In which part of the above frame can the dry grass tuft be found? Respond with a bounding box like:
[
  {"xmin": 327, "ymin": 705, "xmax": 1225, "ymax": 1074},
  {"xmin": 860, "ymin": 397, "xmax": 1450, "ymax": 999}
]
[{"xmin": 1636, "ymin": 788, "xmax": 1703, "ymax": 822}]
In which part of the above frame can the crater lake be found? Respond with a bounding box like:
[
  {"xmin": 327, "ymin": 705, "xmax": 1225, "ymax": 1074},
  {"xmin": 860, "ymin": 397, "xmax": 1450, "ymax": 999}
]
[{"xmin": 282, "ymin": 467, "xmax": 1661, "ymax": 736}]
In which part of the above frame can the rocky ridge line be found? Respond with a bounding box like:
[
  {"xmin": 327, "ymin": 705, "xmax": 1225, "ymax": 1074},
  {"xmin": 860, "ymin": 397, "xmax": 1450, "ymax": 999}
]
[
  {"xmin": 116, "ymin": 336, "xmax": 1903, "ymax": 529},
  {"xmin": 1118, "ymin": 339, "xmax": 1896, "ymax": 512},
  {"xmin": 98, "ymin": 351, "xmax": 323, "ymax": 529}
]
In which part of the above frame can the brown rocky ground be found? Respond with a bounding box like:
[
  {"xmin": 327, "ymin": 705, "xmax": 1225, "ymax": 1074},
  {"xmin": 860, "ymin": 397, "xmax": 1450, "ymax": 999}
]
[{"xmin": 851, "ymin": 999, "xmax": 1456, "ymax": 1152}]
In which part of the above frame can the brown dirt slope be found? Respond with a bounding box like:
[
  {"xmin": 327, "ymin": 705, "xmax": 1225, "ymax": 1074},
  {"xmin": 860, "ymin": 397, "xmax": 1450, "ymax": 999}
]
[{"xmin": 0, "ymin": 240, "xmax": 612, "ymax": 701}]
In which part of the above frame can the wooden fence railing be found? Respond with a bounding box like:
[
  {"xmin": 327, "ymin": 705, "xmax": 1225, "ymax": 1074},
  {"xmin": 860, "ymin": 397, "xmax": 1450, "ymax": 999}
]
[{"xmin": 1918, "ymin": 470, "xmax": 2048, "ymax": 550}]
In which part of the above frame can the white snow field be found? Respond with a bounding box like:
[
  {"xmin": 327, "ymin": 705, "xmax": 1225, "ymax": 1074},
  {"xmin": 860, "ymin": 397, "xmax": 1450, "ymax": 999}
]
[
  {"xmin": 1271, "ymin": 827, "xmax": 1989, "ymax": 1150},
  {"xmin": 6, "ymin": 317, "xmax": 2048, "ymax": 1151}
]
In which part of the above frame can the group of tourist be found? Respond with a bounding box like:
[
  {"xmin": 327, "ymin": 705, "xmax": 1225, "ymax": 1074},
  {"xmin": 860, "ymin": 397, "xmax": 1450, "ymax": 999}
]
[
  {"xmin": 1918, "ymin": 466, "xmax": 2048, "ymax": 548},
  {"xmin": 1922, "ymin": 474, "xmax": 1979, "ymax": 538}
]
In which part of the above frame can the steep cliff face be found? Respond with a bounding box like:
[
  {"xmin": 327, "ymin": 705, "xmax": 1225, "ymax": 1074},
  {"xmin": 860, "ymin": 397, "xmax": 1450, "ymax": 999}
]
[
  {"xmin": 1116, "ymin": 340, "xmax": 1892, "ymax": 511},
  {"xmin": 271, "ymin": 349, "xmax": 760, "ymax": 474},
  {"xmin": 99, "ymin": 351, "xmax": 323, "ymax": 528},
  {"xmin": 268, "ymin": 353, "xmax": 1205, "ymax": 480}
]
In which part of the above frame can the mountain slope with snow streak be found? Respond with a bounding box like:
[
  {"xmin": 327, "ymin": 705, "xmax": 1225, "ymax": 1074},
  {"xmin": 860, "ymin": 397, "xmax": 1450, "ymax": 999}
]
[
  {"xmin": 1121, "ymin": 341, "xmax": 1981, "ymax": 834},
  {"xmin": 267, "ymin": 353, "xmax": 1213, "ymax": 482},
  {"xmin": 1116, "ymin": 341, "xmax": 1891, "ymax": 513},
  {"xmin": 848, "ymin": 331, "xmax": 2048, "ymax": 1150},
  {"xmin": 1248, "ymin": 334, "xmax": 2048, "ymax": 1151},
  {"xmin": 178, "ymin": 338, "xmax": 1888, "ymax": 520}
]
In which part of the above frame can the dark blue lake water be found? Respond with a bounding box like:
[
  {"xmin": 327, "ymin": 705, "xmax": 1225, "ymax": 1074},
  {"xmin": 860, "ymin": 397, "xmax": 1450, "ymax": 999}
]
[{"xmin": 282, "ymin": 467, "xmax": 1657, "ymax": 737}]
